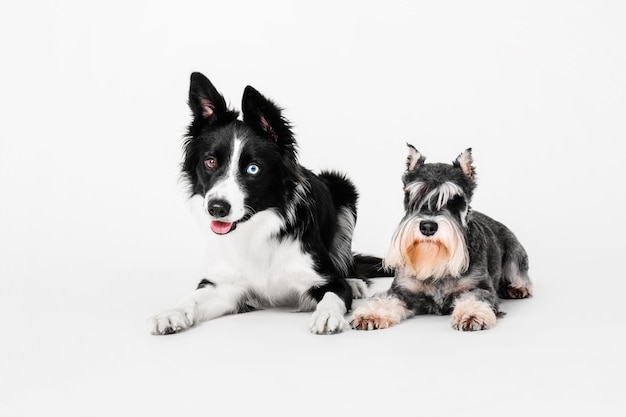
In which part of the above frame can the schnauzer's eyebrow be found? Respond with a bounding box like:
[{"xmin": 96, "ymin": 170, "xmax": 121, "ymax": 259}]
[
  {"xmin": 406, "ymin": 181, "xmax": 464, "ymax": 211},
  {"xmin": 433, "ymin": 182, "xmax": 464, "ymax": 210},
  {"xmin": 405, "ymin": 181, "xmax": 427, "ymax": 200}
]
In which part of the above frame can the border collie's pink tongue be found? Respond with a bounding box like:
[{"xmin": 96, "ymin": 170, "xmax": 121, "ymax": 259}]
[{"xmin": 210, "ymin": 221, "xmax": 233, "ymax": 235}]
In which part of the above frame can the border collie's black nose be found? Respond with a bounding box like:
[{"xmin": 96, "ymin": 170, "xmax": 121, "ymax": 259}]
[
  {"xmin": 419, "ymin": 221, "xmax": 438, "ymax": 236},
  {"xmin": 208, "ymin": 200, "xmax": 231, "ymax": 218}
]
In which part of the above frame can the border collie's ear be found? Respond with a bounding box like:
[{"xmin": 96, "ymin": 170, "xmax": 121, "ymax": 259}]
[
  {"xmin": 188, "ymin": 72, "xmax": 228, "ymax": 121},
  {"xmin": 242, "ymin": 85, "xmax": 294, "ymax": 145},
  {"xmin": 454, "ymin": 148, "xmax": 475, "ymax": 180},
  {"xmin": 406, "ymin": 143, "xmax": 426, "ymax": 172}
]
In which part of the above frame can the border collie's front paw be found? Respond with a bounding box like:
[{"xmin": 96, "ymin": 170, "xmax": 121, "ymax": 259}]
[
  {"xmin": 309, "ymin": 292, "xmax": 349, "ymax": 334},
  {"xmin": 150, "ymin": 307, "xmax": 195, "ymax": 335},
  {"xmin": 309, "ymin": 310, "xmax": 347, "ymax": 334}
]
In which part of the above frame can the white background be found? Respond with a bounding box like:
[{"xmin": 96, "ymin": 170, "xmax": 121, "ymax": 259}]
[{"xmin": 1, "ymin": 1, "xmax": 624, "ymax": 416}]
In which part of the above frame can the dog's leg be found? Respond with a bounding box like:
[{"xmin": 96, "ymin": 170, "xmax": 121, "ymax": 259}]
[
  {"xmin": 493, "ymin": 230, "xmax": 533, "ymax": 299},
  {"xmin": 450, "ymin": 290, "xmax": 498, "ymax": 331},
  {"xmin": 346, "ymin": 278, "xmax": 368, "ymax": 299},
  {"xmin": 350, "ymin": 293, "xmax": 413, "ymax": 330},
  {"xmin": 309, "ymin": 292, "xmax": 350, "ymax": 334},
  {"xmin": 500, "ymin": 252, "xmax": 533, "ymax": 299},
  {"xmin": 150, "ymin": 280, "xmax": 244, "ymax": 335}
]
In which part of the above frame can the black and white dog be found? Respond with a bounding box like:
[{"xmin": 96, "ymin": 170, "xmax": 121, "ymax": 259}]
[
  {"xmin": 350, "ymin": 145, "xmax": 533, "ymax": 331},
  {"xmin": 150, "ymin": 72, "xmax": 388, "ymax": 335}
]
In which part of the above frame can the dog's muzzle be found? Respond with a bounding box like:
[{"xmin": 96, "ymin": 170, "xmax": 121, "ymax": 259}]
[{"xmin": 207, "ymin": 199, "xmax": 234, "ymax": 235}]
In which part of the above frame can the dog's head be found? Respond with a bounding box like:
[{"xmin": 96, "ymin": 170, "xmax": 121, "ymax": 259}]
[
  {"xmin": 182, "ymin": 72, "xmax": 303, "ymax": 235},
  {"xmin": 385, "ymin": 145, "xmax": 475, "ymax": 279}
]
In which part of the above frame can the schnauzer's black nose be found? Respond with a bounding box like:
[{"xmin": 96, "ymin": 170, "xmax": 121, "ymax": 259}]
[
  {"xmin": 419, "ymin": 221, "xmax": 438, "ymax": 236},
  {"xmin": 207, "ymin": 200, "xmax": 231, "ymax": 218}
]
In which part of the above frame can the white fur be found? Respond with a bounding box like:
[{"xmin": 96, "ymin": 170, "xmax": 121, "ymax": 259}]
[
  {"xmin": 504, "ymin": 261, "xmax": 534, "ymax": 295},
  {"xmin": 405, "ymin": 181, "xmax": 426, "ymax": 202},
  {"xmin": 285, "ymin": 182, "xmax": 310, "ymax": 226},
  {"xmin": 436, "ymin": 182, "xmax": 463, "ymax": 210},
  {"xmin": 350, "ymin": 295, "xmax": 413, "ymax": 330},
  {"xmin": 329, "ymin": 206, "xmax": 356, "ymax": 277},
  {"xmin": 451, "ymin": 292, "xmax": 497, "ymax": 331},
  {"xmin": 460, "ymin": 204, "xmax": 469, "ymax": 226},
  {"xmin": 384, "ymin": 213, "xmax": 469, "ymax": 279},
  {"xmin": 211, "ymin": 210, "xmax": 325, "ymax": 301},
  {"xmin": 152, "ymin": 133, "xmax": 355, "ymax": 335},
  {"xmin": 456, "ymin": 149, "xmax": 474, "ymax": 179},
  {"xmin": 405, "ymin": 181, "xmax": 464, "ymax": 215},
  {"xmin": 407, "ymin": 147, "xmax": 423, "ymax": 171},
  {"xmin": 204, "ymin": 137, "xmax": 246, "ymax": 222},
  {"xmin": 309, "ymin": 292, "xmax": 348, "ymax": 334},
  {"xmin": 151, "ymin": 207, "xmax": 343, "ymax": 335},
  {"xmin": 419, "ymin": 181, "xmax": 464, "ymax": 211}
]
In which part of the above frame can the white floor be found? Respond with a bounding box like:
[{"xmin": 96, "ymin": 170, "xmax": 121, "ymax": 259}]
[
  {"xmin": 2, "ymin": 1, "xmax": 625, "ymax": 416},
  {"xmin": 2, "ymin": 248, "xmax": 622, "ymax": 416}
]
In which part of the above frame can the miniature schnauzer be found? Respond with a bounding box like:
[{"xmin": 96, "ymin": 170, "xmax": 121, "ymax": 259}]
[{"xmin": 350, "ymin": 145, "xmax": 533, "ymax": 331}]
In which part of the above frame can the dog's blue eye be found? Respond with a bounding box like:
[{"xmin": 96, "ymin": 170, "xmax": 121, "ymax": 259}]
[{"xmin": 246, "ymin": 164, "xmax": 260, "ymax": 175}]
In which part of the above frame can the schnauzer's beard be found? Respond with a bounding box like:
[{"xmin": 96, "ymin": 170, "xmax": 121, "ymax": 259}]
[{"xmin": 384, "ymin": 214, "xmax": 469, "ymax": 280}]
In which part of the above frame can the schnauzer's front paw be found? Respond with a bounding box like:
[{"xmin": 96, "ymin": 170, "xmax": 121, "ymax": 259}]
[
  {"xmin": 150, "ymin": 307, "xmax": 195, "ymax": 335},
  {"xmin": 350, "ymin": 312, "xmax": 394, "ymax": 330},
  {"xmin": 350, "ymin": 296, "xmax": 409, "ymax": 330},
  {"xmin": 451, "ymin": 298, "xmax": 497, "ymax": 331}
]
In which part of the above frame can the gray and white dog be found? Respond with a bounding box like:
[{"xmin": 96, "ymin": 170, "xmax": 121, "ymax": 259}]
[{"xmin": 350, "ymin": 144, "xmax": 533, "ymax": 331}]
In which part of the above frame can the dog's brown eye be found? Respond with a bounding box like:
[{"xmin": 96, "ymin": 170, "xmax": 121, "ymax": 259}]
[{"xmin": 205, "ymin": 157, "xmax": 218, "ymax": 169}]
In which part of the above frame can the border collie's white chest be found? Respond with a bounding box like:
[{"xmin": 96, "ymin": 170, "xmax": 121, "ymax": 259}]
[{"xmin": 194, "ymin": 199, "xmax": 325, "ymax": 305}]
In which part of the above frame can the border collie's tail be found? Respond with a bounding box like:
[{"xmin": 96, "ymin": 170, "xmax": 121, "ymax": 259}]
[{"xmin": 351, "ymin": 254, "xmax": 394, "ymax": 279}]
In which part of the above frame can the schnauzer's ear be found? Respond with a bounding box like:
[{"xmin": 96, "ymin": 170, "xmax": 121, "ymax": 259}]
[
  {"xmin": 454, "ymin": 148, "xmax": 475, "ymax": 180},
  {"xmin": 242, "ymin": 85, "xmax": 294, "ymax": 146},
  {"xmin": 188, "ymin": 72, "xmax": 229, "ymax": 121},
  {"xmin": 406, "ymin": 143, "xmax": 426, "ymax": 172}
]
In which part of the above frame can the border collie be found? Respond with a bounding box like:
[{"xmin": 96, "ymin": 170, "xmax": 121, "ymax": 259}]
[{"xmin": 150, "ymin": 72, "xmax": 389, "ymax": 335}]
